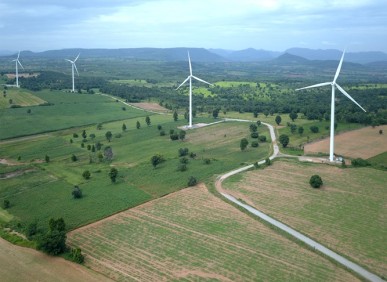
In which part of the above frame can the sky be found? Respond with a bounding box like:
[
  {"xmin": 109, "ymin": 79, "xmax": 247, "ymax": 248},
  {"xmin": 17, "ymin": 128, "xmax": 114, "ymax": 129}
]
[{"xmin": 0, "ymin": 0, "xmax": 386, "ymax": 52}]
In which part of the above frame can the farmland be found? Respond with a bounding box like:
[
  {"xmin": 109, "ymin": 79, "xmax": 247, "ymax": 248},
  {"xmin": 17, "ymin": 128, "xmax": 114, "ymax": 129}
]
[
  {"xmin": 222, "ymin": 159, "xmax": 387, "ymax": 277},
  {"xmin": 68, "ymin": 184, "xmax": 358, "ymax": 281}
]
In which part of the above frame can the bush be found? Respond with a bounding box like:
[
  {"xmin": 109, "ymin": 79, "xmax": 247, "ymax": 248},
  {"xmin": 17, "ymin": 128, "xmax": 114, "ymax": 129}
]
[
  {"xmin": 178, "ymin": 147, "xmax": 189, "ymax": 157},
  {"xmin": 203, "ymin": 158, "xmax": 211, "ymax": 165},
  {"xmin": 73, "ymin": 133, "xmax": 79, "ymax": 138},
  {"xmin": 351, "ymin": 158, "xmax": 370, "ymax": 167},
  {"xmin": 71, "ymin": 154, "xmax": 77, "ymax": 162},
  {"xmin": 250, "ymin": 132, "xmax": 259, "ymax": 138},
  {"xmin": 279, "ymin": 134, "xmax": 289, "ymax": 148},
  {"xmin": 26, "ymin": 222, "xmax": 38, "ymax": 239},
  {"xmin": 70, "ymin": 248, "xmax": 84, "ymax": 264},
  {"xmin": 3, "ymin": 199, "xmax": 10, "ymax": 209},
  {"xmin": 72, "ymin": 186, "xmax": 83, "ymax": 199},
  {"xmin": 265, "ymin": 158, "xmax": 271, "ymax": 166},
  {"xmin": 251, "ymin": 141, "xmax": 259, "ymax": 147},
  {"xmin": 309, "ymin": 175, "xmax": 323, "ymax": 188},
  {"xmin": 177, "ymin": 163, "xmax": 187, "ymax": 172},
  {"xmin": 310, "ymin": 125, "xmax": 319, "ymax": 133},
  {"xmin": 160, "ymin": 130, "xmax": 166, "ymax": 136},
  {"xmin": 187, "ymin": 176, "xmax": 197, "ymax": 187},
  {"xmin": 189, "ymin": 152, "xmax": 197, "ymax": 159},
  {"xmin": 82, "ymin": 170, "xmax": 91, "ymax": 180},
  {"xmin": 170, "ymin": 133, "xmax": 179, "ymax": 141},
  {"xmin": 259, "ymin": 135, "xmax": 267, "ymax": 142}
]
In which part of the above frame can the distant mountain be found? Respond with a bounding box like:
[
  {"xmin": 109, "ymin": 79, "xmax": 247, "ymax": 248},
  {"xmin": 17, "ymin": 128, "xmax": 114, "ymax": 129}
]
[
  {"xmin": 0, "ymin": 50, "xmax": 14, "ymax": 56},
  {"xmin": 270, "ymin": 53, "xmax": 309, "ymax": 65},
  {"xmin": 208, "ymin": 48, "xmax": 281, "ymax": 61},
  {"xmin": 285, "ymin": 48, "xmax": 387, "ymax": 64},
  {"xmin": 16, "ymin": 48, "xmax": 226, "ymax": 62}
]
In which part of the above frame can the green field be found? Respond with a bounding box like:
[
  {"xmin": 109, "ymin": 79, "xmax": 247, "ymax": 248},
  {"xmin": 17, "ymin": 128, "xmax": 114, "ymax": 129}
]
[
  {"xmin": 223, "ymin": 159, "xmax": 387, "ymax": 277},
  {"xmin": 68, "ymin": 185, "xmax": 358, "ymax": 281},
  {"xmin": 0, "ymin": 88, "xmax": 46, "ymax": 109},
  {"xmin": 0, "ymin": 115, "xmax": 271, "ymax": 230},
  {"xmin": 0, "ymin": 89, "xmax": 150, "ymax": 140}
]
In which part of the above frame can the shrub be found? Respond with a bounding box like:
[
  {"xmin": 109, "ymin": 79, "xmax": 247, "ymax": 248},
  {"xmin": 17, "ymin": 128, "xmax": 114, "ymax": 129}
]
[
  {"xmin": 180, "ymin": 157, "xmax": 189, "ymax": 164},
  {"xmin": 187, "ymin": 176, "xmax": 197, "ymax": 187},
  {"xmin": 70, "ymin": 248, "xmax": 84, "ymax": 264},
  {"xmin": 351, "ymin": 158, "xmax": 370, "ymax": 167},
  {"xmin": 157, "ymin": 125, "xmax": 162, "ymax": 130},
  {"xmin": 160, "ymin": 130, "xmax": 166, "ymax": 136},
  {"xmin": 189, "ymin": 152, "xmax": 197, "ymax": 159},
  {"xmin": 169, "ymin": 129, "xmax": 175, "ymax": 135},
  {"xmin": 82, "ymin": 170, "xmax": 91, "ymax": 180},
  {"xmin": 72, "ymin": 186, "xmax": 83, "ymax": 199},
  {"xmin": 177, "ymin": 163, "xmax": 187, "ymax": 172},
  {"xmin": 251, "ymin": 132, "xmax": 259, "ymax": 138},
  {"xmin": 310, "ymin": 175, "xmax": 323, "ymax": 188},
  {"xmin": 203, "ymin": 158, "xmax": 211, "ymax": 165},
  {"xmin": 73, "ymin": 133, "xmax": 79, "ymax": 138},
  {"xmin": 3, "ymin": 199, "xmax": 10, "ymax": 209},
  {"xmin": 45, "ymin": 155, "xmax": 50, "ymax": 163},
  {"xmin": 265, "ymin": 158, "xmax": 271, "ymax": 166},
  {"xmin": 178, "ymin": 148, "xmax": 189, "ymax": 157},
  {"xmin": 310, "ymin": 125, "xmax": 319, "ymax": 133},
  {"xmin": 71, "ymin": 154, "xmax": 77, "ymax": 162},
  {"xmin": 279, "ymin": 134, "xmax": 289, "ymax": 148},
  {"xmin": 251, "ymin": 141, "xmax": 259, "ymax": 147},
  {"xmin": 259, "ymin": 135, "xmax": 267, "ymax": 142},
  {"xmin": 170, "ymin": 133, "xmax": 179, "ymax": 141},
  {"xmin": 26, "ymin": 222, "xmax": 38, "ymax": 239}
]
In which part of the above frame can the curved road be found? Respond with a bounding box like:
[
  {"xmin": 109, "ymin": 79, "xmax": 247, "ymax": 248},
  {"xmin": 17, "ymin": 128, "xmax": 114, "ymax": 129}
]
[{"xmin": 216, "ymin": 119, "xmax": 384, "ymax": 282}]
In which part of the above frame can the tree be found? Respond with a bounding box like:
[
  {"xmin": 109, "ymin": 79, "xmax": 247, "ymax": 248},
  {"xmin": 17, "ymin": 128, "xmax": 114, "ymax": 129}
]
[
  {"xmin": 103, "ymin": 146, "xmax": 113, "ymax": 161},
  {"xmin": 290, "ymin": 124, "xmax": 297, "ymax": 134},
  {"xmin": 82, "ymin": 130, "xmax": 87, "ymax": 139},
  {"xmin": 178, "ymin": 148, "xmax": 189, "ymax": 157},
  {"xmin": 187, "ymin": 176, "xmax": 197, "ymax": 187},
  {"xmin": 310, "ymin": 125, "xmax": 319, "ymax": 133},
  {"xmin": 309, "ymin": 175, "xmax": 323, "ymax": 188},
  {"xmin": 251, "ymin": 141, "xmax": 259, "ymax": 147},
  {"xmin": 97, "ymin": 123, "xmax": 103, "ymax": 130},
  {"xmin": 49, "ymin": 218, "xmax": 66, "ymax": 232},
  {"xmin": 249, "ymin": 124, "xmax": 258, "ymax": 132},
  {"xmin": 82, "ymin": 170, "xmax": 91, "ymax": 180},
  {"xmin": 265, "ymin": 158, "xmax": 271, "ymax": 166},
  {"xmin": 145, "ymin": 116, "xmax": 151, "ymax": 126},
  {"xmin": 177, "ymin": 163, "xmax": 187, "ymax": 172},
  {"xmin": 240, "ymin": 138, "xmax": 249, "ymax": 151},
  {"xmin": 38, "ymin": 218, "xmax": 67, "ymax": 255},
  {"xmin": 105, "ymin": 131, "xmax": 112, "ymax": 142},
  {"xmin": 263, "ymin": 110, "xmax": 269, "ymax": 117},
  {"xmin": 253, "ymin": 110, "xmax": 259, "ymax": 118},
  {"xmin": 89, "ymin": 133, "xmax": 96, "ymax": 140},
  {"xmin": 151, "ymin": 154, "xmax": 165, "ymax": 168},
  {"xmin": 70, "ymin": 248, "xmax": 84, "ymax": 264},
  {"xmin": 212, "ymin": 108, "xmax": 220, "ymax": 119},
  {"xmin": 298, "ymin": 126, "xmax": 304, "ymax": 135},
  {"xmin": 173, "ymin": 110, "xmax": 178, "ymax": 121},
  {"xmin": 71, "ymin": 154, "xmax": 77, "ymax": 162},
  {"xmin": 122, "ymin": 123, "xmax": 127, "ymax": 132},
  {"xmin": 45, "ymin": 155, "xmax": 50, "ymax": 163},
  {"xmin": 109, "ymin": 168, "xmax": 118, "ymax": 183},
  {"xmin": 289, "ymin": 112, "xmax": 298, "ymax": 122},
  {"xmin": 72, "ymin": 186, "xmax": 83, "ymax": 199},
  {"xmin": 379, "ymin": 129, "xmax": 383, "ymax": 135},
  {"xmin": 157, "ymin": 125, "xmax": 162, "ymax": 131},
  {"xmin": 257, "ymin": 120, "xmax": 261, "ymax": 126},
  {"xmin": 179, "ymin": 130, "xmax": 186, "ymax": 141},
  {"xmin": 259, "ymin": 135, "xmax": 267, "ymax": 142},
  {"xmin": 251, "ymin": 132, "xmax": 259, "ymax": 138},
  {"xmin": 136, "ymin": 121, "xmax": 141, "ymax": 129},
  {"xmin": 279, "ymin": 134, "xmax": 289, "ymax": 148},
  {"xmin": 275, "ymin": 115, "xmax": 282, "ymax": 126}
]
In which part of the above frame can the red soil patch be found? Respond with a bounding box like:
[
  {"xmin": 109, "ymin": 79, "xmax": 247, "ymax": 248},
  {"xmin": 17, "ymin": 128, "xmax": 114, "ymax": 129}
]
[{"xmin": 304, "ymin": 125, "xmax": 387, "ymax": 159}]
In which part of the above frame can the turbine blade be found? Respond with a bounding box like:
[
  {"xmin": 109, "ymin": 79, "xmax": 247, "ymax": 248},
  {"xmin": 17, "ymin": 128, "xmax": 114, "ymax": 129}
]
[
  {"xmin": 74, "ymin": 53, "xmax": 80, "ymax": 62},
  {"xmin": 296, "ymin": 82, "xmax": 331, "ymax": 91},
  {"xmin": 65, "ymin": 59, "xmax": 73, "ymax": 63},
  {"xmin": 333, "ymin": 50, "xmax": 345, "ymax": 83},
  {"xmin": 176, "ymin": 76, "xmax": 190, "ymax": 90},
  {"xmin": 18, "ymin": 60, "xmax": 24, "ymax": 70},
  {"xmin": 192, "ymin": 75, "xmax": 212, "ymax": 86},
  {"xmin": 17, "ymin": 51, "xmax": 20, "ymax": 59},
  {"xmin": 74, "ymin": 63, "xmax": 79, "ymax": 76},
  {"xmin": 336, "ymin": 84, "xmax": 366, "ymax": 112},
  {"xmin": 188, "ymin": 51, "xmax": 192, "ymax": 76}
]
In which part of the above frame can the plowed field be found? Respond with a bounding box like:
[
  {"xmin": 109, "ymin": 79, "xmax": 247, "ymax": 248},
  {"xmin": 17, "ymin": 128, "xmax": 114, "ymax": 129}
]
[{"xmin": 68, "ymin": 184, "xmax": 358, "ymax": 281}]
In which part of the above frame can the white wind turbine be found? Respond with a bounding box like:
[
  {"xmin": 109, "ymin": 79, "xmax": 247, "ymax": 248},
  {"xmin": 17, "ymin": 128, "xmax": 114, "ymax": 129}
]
[
  {"xmin": 176, "ymin": 52, "xmax": 213, "ymax": 128},
  {"xmin": 13, "ymin": 51, "xmax": 24, "ymax": 88},
  {"xmin": 65, "ymin": 54, "xmax": 80, "ymax": 92},
  {"xmin": 296, "ymin": 50, "xmax": 366, "ymax": 162}
]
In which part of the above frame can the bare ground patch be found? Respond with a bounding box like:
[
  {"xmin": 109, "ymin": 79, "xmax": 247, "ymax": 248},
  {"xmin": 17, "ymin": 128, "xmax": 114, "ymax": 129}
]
[
  {"xmin": 69, "ymin": 184, "xmax": 358, "ymax": 281},
  {"xmin": 304, "ymin": 125, "xmax": 387, "ymax": 159},
  {"xmin": 0, "ymin": 238, "xmax": 111, "ymax": 282},
  {"xmin": 129, "ymin": 102, "xmax": 169, "ymax": 113}
]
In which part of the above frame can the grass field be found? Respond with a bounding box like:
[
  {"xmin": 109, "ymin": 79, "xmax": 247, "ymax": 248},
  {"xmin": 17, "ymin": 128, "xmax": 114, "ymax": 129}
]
[
  {"xmin": 223, "ymin": 159, "xmax": 387, "ymax": 277},
  {"xmin": 304, "ymin": 125, "xmax": 387, "ymax": 159},
  {"xmin": 68, "ymin": 184, "xmax": 358, "ymax": 281},
  {"xmin": 0, "ymin": 118, "xmax": 271, "ymax": 230},
  {"xmin": 0, "ymin": 89, "xmax": 150, "ymax": 140},
  {"xmin": 0, "ymin": 88, "xmax": 46, "ymax": 109}
]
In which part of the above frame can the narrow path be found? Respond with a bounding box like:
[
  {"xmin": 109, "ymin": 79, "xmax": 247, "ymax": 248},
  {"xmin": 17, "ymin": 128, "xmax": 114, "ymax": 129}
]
[{"xmin": 215, "ymin": 120, "xmax": 384, "ymax": 282}]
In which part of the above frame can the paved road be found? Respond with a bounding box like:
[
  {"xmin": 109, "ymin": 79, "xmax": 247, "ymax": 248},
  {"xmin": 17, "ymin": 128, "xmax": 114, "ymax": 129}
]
[{"xmin": 217, "ymin": 119, "xmax": 384, "ymax": 282}]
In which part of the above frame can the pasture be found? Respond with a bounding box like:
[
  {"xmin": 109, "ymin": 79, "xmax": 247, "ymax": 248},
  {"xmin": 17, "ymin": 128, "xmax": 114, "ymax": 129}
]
[
  {"xmin": 222, "ymin": 159, "xmax": 387, "ymax": 277},
  {"xmin": 68, "ymin": 184, "xmax": 358, "ymax": 281},
  {"xmin": 0, "ymin": 117, "xmax": 271, "ymax": 230},
  {"xmin": 0, "ymin": 89, "xmax": 149, "ymax": 140},
  {"xmin": 304, "ymin": 125, "xmax": 387, "ymax": 159},
  {"xmin": 0, "ymin": 88, "xmax": 46, "ymax": 109}
]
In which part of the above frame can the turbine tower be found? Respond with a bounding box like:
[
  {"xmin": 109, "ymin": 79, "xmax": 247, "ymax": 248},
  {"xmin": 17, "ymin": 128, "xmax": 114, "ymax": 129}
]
[
  {"xmin": 12, "ymin": 51, "xmax": 24, "ymax": 88},
  {"xmin": 66, "ymin": 54, "xmax": 80, "ymax": 92},
  {"xmin": 296, "ymin": 50, "xmax": 366, "ymax": 162},
  {"xmin": 176, "ymin": 52, "xmax": 212, "ymax": 128}
]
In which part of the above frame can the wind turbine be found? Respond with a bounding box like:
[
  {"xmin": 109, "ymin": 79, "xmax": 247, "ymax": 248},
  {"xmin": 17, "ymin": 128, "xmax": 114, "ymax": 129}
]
[
  {"xmin": 12, "ymin": 51, "xmax": 24, "ymax": 88},
  {"xmin": 65, "ymin": 54, "xmax": 80, "ymax": 92},
  {"xmin": 176, "ymin": 52, "xmax": 213, "ymax": 128},
  {"xmin": 296, "ymin": 50, "xmax": 366, "ymax": 162}
]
